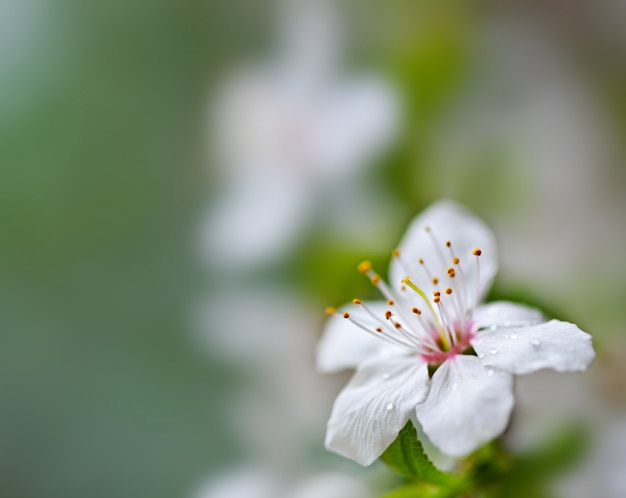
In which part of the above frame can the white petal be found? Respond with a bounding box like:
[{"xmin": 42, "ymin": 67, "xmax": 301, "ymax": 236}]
[
  {"xmin": 316, "ymin": 301, "xmax": 406, "ymax": 373},
  {"xmin": 471, "ymin": 319, "xmax": 595, "ymax": 375},
  {"xmin": 325, "ymin": 356, "xmax": 429, "ymax": 466},
  {"xmin": 389, "ymin": 200, "xmax": 498, "ymax": 308},
  {"xmin": 416, "ymin": 355, "xmax": 514, "ymax": 457},
  {"xmin": 473, "ymin": 301, "xmax": 544, "ymax": 329}
]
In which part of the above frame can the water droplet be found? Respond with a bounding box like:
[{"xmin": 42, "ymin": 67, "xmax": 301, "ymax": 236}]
[
  {"xmin": 510, "ymin": 332, "xmax": 519, "ymax": 340},
  {"xmin": 478, "ymin": 352, "xmax": 486, "ymax": 359},
  {"xmin": 382, "ymin": 373, "xmax": 391, "ymax": 381},
  {"xmin": 531, "ymin": 338, "xmax": 541, "ymax": 348},
  {"xmin": 486, "ymin": 367, "xmax": 495, "ymax": 377},
  {"xmin": 385, "ymin": 402, "xmax": 394, "ymax": 411},
  {"xmin": 489, "ymin": 325, "xmax": 498, "ymax": 331},
  {"xmin": 451, "ymin": 383, "xmax": 459, "ymax": 392},
  {"xmin": 489, "ymin": 348, "xmax": 497, "ymax": 355}
]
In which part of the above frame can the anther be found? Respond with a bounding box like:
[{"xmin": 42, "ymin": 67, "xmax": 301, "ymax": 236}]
[
  {"xmin": 425, "ymin": 226, "xmax": 431, "ymax": 233},
  {"xmin": 432, "ymin": 291, "xmax": 441, "ymax": 297},
  {"xmin": 432, "ymin": 277, "xmax": 439, "ymax": 284},
  {"xmin": 445, "ymin": 287, "xmax": 453, "ymax": 295},
  {"xmin": 434, "ymin": 296, "xmax": 441, "ymax": 304},
  {"xmin": 394, "ymin": 322, "xmax": 402, "ymax": 329},
  {"xmin": 453, "ymin": 257, "xmax": 459, "ymax": 265},
  {"xmin": 472, "ymin": 248, "xmax": 482, "ymax": 256},
  {"xmin": 342, "ymin": 312, "xmax": 350, "ymax": 319},
  {"xmin": 325, "ymin": 307, "xmax": 336, "ymax": 315},
  {"xmin": 357, "ymin": 261, "xmax": 372, "ymax": 273},
  {"xmin": 447, "ymin": 267, "xmax": 456, "ymax": 277},
  {"xmin": 392, "ymin": 249, "xmax": 400, "ymax": 257},
  {"xmin": 352, "ymin": 298, "xmax": 362, "ymax": 305},
  {"xmin": 385, "ymin": 310, "xmax": 393, "ymax": 320},
  {"xmin": 371, "ymin": 275, "xmax": 380, "ymax": 285},
  {"xmin": 375, "ymin": 327, "xmax": 382, "ymax": 333},
  {"xmin": 387, "ymin": 300, "xmax": 395, "ymax": 306},
  {"xmin": 445, "ymin": 241, "xmax": 451, "ymax": 248},
  {"xmin": 411, "ymin": 307, "xmax": 422, "ymax": 315},
  {"xmin": 419, "ymin": 258, "xmax": 424, "ymax": 265}
]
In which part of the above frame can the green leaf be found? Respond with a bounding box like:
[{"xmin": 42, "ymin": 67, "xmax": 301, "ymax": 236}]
[{"xmin": 380, "ymin": 420, "xmax": 455, "ymax": 486}]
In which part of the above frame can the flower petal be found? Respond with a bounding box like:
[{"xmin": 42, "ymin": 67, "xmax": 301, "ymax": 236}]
[
  {"xmin": 389, "ymin": 200, "xmax": 498, "ymax": 308},
  {"xmin": 325, "ymin": 356, "xmax": 429, "ymax": 466},
  {"xmin": 471, "ymin": 319, "xmax": 595, "ymax": 375},
  {"xmin": 473, "ymin": 301, "xmax": 544, "ymax": 329},
  {"xmin": 316, "ymin": 301, "xmax": 406, "ymax": 373},
  {"xmin": 415, "ymin": 355, "xmax": 514, "ymax": 457}
]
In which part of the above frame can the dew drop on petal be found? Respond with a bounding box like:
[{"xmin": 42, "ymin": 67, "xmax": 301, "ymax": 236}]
[
  {"xmin": 489, "ymin": 325, "xmax": 498, "ymax": 331},
  {"xmin": 382, "ymin": 373, "xmax": 391, "ymax": 381},
  {"xmin": 530, "ymin": 338, "xmax": 541, "ymax": 348},
  {"xmin": 486, "ymin": 367, "xmax": 495, "ymax": 377},
  {"xmin": 478, "ymin": 352, "xmax": 486, "ymax": 359},
  {"xmin": 489, "ymin": 348, "xmax": 497, "ymax": 355},
  {"xmin": 385, "ymin": 402, "xmax": 394, "ymax": 411}
]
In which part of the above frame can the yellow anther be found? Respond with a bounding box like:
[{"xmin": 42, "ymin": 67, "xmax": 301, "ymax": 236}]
[
  {"xmin": 352, "ymin": 298, "xmax": 362, "ymax": 305},
  {"xmin": 411, "ymin": 307, "xmax": 422, "ymax": 315},
  {"xmin": 387, "ymin": 299, "xmax": 395, "ymax": 306},
  {"xmin": 375, "ymin": 327, "xmax": 382, "ymax": 333},
  {"xmin": 433, "ymin": 291, "xmax": 441, "ymax": 297},
  {"xmin": 342, "ymin": 312, "xmax": 350, "ymax": 319},
  {"xmin": 434, "ymin": 296, "xmax": 441, "ymax": 304},
  {"xmin": 371, "ymin": 275, "xmax": 380, "ymax": 285},
  {"xmin": 445, "ymin": 241, "xmax": 451, "ymax": 248},
  {"xmin": 432, "ymin": 277, "xmax": 439, "ymax": 284},
  {"xmin": 419, "ymin": 258, "xmax": 424, "ymax": 264},
  {"xmin": 445, "ymin": 287, "xmax": 453, "ymax": 295},
  {"xmin": 394, "ymin": 322, "xmax": 402, "ymax": 329},
  {"xmin": 392, "ymin": 249, "xmax": 400, "ymax": 257},
  {"xmin": 385, "ymin": 310, "xmax": 393, "ymax": 320},
  {"xmin": 473, "ymin": 248, "xmax": 482, "ymax": 256},
  {"xmin": 447, "ymin": 267, "xmax": 456, "ymax": 277},
  {"xmin": 452, "ymin": 257, "xmax": 459, "ymax": 265},
  {"xmin": 325, "ymin": 307, "xmax": 336, "ymax": 315},
  {"xmin": 357, "ymin": 260, "xmax": 372, "ymax": 273}
]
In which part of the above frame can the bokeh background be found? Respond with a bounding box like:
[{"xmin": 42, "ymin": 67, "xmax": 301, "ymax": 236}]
[{"xmin": 2, "ymin": 0, "xmax": 626, "ymax": 497}]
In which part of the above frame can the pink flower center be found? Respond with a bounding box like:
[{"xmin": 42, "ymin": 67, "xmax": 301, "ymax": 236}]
[{"xmin": 420, "ymin": 321, "xmax": 476, "ymax": 365}]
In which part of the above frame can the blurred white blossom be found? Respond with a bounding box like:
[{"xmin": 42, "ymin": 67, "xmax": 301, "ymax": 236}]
[
  {"xmin": 201, "ymin": 0, "xmax": 399, "ymax": 270},
  {"xmin": 194, "ymin": 468, "xmax": 372, "ymax": 498}
]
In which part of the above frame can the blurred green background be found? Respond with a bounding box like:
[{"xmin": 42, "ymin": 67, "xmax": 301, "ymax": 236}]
[{"xmin": 2, "ymin": 0, "xmax": 626, "ymax": 497}]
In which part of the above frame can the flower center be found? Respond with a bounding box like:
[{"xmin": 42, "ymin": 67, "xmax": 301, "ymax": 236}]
[{"xmin": 327, "ymin": 228, "xmax": 484, "ymax": 365}]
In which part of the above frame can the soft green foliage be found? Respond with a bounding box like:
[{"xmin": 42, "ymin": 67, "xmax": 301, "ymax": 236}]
[
  {"xmin": 380, "ymin": 421, "xmax": 588, "ymax": 498},
  {"xmin": 381, "ymin": 420, "xmax": 455, "ymax": 486}
]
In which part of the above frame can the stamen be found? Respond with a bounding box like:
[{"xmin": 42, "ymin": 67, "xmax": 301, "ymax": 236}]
[
  {"xmin": 401, "ymin": 276, "xmax": 450, "ymax": 350},
  {"xmin": 352, "ymin": 298, "xmax": 362, "ymax": 305},
  {"xmin": 447, "ymin": 267, "xmax": 456, "ymax": 278},
  {"xmin": 343, "ymin": 312, "xmax": 350, "ymax": 319},
  {"xmin": 432, "ymin": 277, "xmax": 439, "ymax": 285},
  {"xmin": 325, "ymin": 307, "xmax": 336, "ymax": 315},
  {"xmin": 357, "ymin": 260, "xmax": 372, "ymax": 273},
  {"xmin": 472, "ymin": 248, "xmax": 482, "ymax": 313}
]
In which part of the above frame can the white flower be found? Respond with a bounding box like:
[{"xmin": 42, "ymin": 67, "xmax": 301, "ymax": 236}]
[
  {"xmin": 201, "ymin": 0, "xmax": 399, "ymax": 270},
  {"xmin": 317, "ymin": 200, "xmax": 595, "ymax": 465}
]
